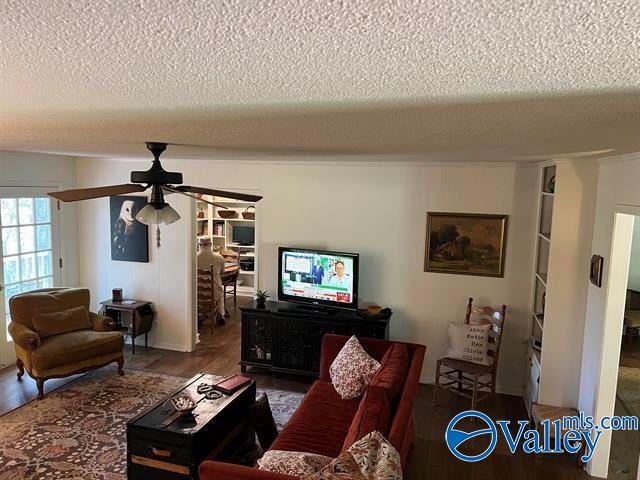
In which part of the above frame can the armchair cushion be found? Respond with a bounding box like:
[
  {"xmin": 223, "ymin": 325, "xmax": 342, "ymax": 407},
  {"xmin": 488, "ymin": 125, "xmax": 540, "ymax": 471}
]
[
  {"xmin": 31, "ymin": 330, "xmax": 123, "ymax": 371},
  {"xmin": 7, "ymin": 321, "xmax": 41, "ymax": 350},
  {"xmin": 32, "ymin": 305, "xmax": 91, "ymax": 338}
]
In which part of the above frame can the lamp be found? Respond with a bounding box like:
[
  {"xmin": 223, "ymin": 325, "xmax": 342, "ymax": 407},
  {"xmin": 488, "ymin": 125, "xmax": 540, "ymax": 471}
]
[
  {"xmin": 135, "ymin": 185, "xmax": 181, "ymax": 248},
  {"xmin": 136, "ymin": 203, "xmax": 181, "ymax": 226}
]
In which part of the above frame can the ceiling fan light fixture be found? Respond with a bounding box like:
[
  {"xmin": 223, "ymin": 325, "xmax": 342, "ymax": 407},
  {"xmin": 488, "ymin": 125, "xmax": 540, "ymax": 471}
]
[{"xmin": 136, "ymin": 203, "xmax": 181, "ymax": 226}]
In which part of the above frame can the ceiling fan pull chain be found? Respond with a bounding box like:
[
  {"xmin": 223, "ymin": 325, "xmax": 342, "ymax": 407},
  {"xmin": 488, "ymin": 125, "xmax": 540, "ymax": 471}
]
[{"xmin": 156, "ymin": 226, "xmax": 161, "ymax": 249}]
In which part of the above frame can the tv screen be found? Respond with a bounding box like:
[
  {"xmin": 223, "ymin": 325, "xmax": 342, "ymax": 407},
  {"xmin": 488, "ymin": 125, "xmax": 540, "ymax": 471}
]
[
  {"xmin": 278, "ymin": 247, "xmax": 359, "ymax": 309},
  {"xmin": 232, "ymin": 226, "xmax": 255, "ymax": 245}
]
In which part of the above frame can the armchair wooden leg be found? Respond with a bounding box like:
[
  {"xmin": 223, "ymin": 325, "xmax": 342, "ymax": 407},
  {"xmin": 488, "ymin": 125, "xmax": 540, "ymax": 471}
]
[
  {"xmin": 457, "ymin": 371, "xmax": 463, "ymax": 392},
  {"xmin": 434, "ymin": 360, "xmax": 441, "ymax": 406},
  {"xmin": 116, "ymin": 356, "xmax": 125, "ymax": 376},
  {"xmin": 16, "ymin": 359, "xmax": 24, "ymax": 381},
  {"xmin": 36, "ymin": 378, "xmax": 45, "ymax": 400}
]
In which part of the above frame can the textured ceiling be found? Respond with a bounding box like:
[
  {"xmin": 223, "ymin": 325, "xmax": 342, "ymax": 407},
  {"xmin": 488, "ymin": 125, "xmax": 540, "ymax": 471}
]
[{"xmin": 1, "ymin": 0, "xmax": 640, "ymax": 160}]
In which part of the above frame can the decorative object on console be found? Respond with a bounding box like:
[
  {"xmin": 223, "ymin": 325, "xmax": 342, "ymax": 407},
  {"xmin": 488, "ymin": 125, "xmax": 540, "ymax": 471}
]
[
  {"xmin": 329, "ymin": 335, "xmax": 381, "ymax": 400},
  {"xmin": 112, "ymin": 287, "xmax": 123, "ymax": 302},
  {"xmin": 367, "ymin": 304, "xmax": 382, "ymax": 315},
  {"xmin": 434, "ymin": 298, "xmax": 507, "ymax": 410},
  {"xmin": 110, "ymin": 195, "xmax": 149, "ymax": 262},
  {"xmin": 255, "ymin": 289, "xmax": 270, "ymax": 309},
  {"xmin": 590, "ymin": 254, "xmax": 604, "ymax": 287},
  {"xmin": 214, "ymin": 374, "xmax": 252, "ymax": 395},
  {"xmin": 48, "ymin": 142, "xmax": 263, "ymax": 250},
  {"xmin": 170, "ymin": 393, "xmax": 197, "ymax": 414},
  {"xmin": 359, "ymin": 306, "xmax": 392, "ymax": 320},
  {"xmin": 424, "ymin": 212, "xmax": 508, "ymax": 277}
]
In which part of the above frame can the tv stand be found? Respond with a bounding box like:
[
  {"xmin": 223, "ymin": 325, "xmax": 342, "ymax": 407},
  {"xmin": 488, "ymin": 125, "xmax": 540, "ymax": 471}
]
[{"xmin": 240, "ymin": 300, "xmax": 390, "ymax": 377}]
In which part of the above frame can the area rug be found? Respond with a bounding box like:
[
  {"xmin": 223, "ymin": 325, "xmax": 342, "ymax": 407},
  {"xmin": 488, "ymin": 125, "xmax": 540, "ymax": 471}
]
[{"xmin": 0, "ymin": 367, "xmax": 305, "ymax": 480}]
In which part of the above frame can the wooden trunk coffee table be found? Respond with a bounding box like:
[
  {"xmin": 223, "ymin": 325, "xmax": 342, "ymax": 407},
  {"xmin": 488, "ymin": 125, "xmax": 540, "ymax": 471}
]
[{"xmin": 127, "ymin": 373, "xmax": 256, "ymax": 479}]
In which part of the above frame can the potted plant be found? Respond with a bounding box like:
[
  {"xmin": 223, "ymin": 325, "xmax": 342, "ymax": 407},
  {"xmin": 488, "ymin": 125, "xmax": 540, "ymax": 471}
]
[{"xmin": 255, "ymin": 289, "xmax": 270, "ymax": 309}]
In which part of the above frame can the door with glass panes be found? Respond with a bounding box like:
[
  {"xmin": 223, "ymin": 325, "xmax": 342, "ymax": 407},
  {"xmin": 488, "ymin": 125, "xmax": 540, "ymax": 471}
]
[{"xmin": 0, "ymin": 188, "xmax": 61, "ymax": 366}]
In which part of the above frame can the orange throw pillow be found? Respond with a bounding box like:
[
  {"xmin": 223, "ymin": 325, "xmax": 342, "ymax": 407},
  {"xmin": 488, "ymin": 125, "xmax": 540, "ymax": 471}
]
[
  {"xmin": 370, "ymin": 343, "xmax": 409, "ymax": 405},
  {"xmin": 342, "ymin": 386, "xmax": 391, "ymax": 450}
]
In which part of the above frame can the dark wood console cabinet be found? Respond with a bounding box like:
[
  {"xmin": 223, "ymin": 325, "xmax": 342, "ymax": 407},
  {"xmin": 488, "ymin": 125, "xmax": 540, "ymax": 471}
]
[{"xmin": 240, "ymin": 301, "xmax": 390, "ymax": 377}]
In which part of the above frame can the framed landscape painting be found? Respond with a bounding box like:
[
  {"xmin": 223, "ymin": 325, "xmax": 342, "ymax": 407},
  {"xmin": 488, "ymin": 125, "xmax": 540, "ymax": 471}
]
[{"xmin": 424, "ymin": 212, "xmax": 508, "ymax": 277}]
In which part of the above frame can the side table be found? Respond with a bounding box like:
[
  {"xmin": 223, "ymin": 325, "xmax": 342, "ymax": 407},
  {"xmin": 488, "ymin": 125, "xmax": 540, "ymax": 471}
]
[{"xmin": 100, "ymin": 299, "xmax": 154, "ymax": 354}]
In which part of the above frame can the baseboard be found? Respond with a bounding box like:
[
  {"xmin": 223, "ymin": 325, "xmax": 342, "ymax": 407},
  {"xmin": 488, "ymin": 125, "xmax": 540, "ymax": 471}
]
[
  {"xmin": 130, "ymin": 338, "xmax": 188, "ymax": 352},
  {"xmin": 420, "ymin": 375, "xmax": 524, "ymax": 397}
]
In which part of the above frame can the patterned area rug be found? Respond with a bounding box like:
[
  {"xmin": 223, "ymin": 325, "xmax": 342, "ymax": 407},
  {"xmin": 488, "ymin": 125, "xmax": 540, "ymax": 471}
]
[{"xmin": 0, "ymin": 367, "xmax": 305, "ymax": 480}]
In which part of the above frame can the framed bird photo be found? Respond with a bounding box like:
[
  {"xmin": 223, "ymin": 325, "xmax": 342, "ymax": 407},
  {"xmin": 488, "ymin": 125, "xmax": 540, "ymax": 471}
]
[{"xmin": 110, "ymin": 196, "xmax": 149, "ymax": 262}]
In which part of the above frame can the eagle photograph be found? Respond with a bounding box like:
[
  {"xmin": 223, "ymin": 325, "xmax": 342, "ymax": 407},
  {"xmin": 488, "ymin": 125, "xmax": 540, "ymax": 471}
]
[{"xmin": 110, "ymin": 196, "xmax": 149, "ymax": 262}]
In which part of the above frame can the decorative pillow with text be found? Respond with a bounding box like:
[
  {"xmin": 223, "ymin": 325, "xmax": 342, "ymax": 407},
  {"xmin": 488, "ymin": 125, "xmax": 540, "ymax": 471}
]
[{"xmin": 445, "ymin": 322, "xmax": 491, "ymax": 365}]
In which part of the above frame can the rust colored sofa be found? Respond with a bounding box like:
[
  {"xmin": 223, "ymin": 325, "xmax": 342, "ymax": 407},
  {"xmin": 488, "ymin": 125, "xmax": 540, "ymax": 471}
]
[
  {"xmin": 8, "ymin": 288, "xmax": 125, "ymax": 399},
  {"xmin": 200, "ymin": 334, "xmax": 426, "ymax": 480}
]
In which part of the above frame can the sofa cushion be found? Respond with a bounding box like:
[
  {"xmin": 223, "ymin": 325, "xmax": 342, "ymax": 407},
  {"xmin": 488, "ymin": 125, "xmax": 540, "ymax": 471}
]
[
  {"xmin": 370, "ymin": 343, "xmax": 409, "ymax": 405},
  {"xmin": 32, "ymin": 330, "xmax": 124, "ymax": 371},
  {"xmin": 330, "ymin": 335, "xmax": 381, "ymax": 400},
  {"xmin": 257, "ymin": 450, "xmax": 333, "ymax": 476},
  {"xmin": 270, "ymin": 380, "xmax": 361, "ymax": 458},
  {"xmin": 342, "ymin": 385, "xmax": 392, "ymax": 450},
  {"xmin": 32, "ymin": 305, "xmax": 91, "ymax": 338}
]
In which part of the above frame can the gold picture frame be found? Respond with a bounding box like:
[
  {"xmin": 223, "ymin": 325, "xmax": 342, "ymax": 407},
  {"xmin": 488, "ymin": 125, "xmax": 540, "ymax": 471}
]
[{"xmin": 424, "ymin": 212, "xmax": 508, "ymax": 277}]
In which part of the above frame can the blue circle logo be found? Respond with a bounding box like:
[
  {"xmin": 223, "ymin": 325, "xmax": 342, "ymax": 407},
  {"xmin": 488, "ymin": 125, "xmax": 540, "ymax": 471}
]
[{"xmin": 445, "ymin": 410, "xmax": 497, "ymax": 462}]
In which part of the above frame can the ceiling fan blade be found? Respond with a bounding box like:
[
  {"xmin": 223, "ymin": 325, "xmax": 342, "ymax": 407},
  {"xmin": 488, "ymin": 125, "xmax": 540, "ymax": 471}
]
[
  {"xmin": 176, "ymin": 186, "xmax": 262, "ymax": 203},
  {"xmin": 162, "ymin": 186, "xmax": 228, "ymax": 209},
  {"xmin": 48, "ymin": 184, "xmax": 147, "ymax": 202}
]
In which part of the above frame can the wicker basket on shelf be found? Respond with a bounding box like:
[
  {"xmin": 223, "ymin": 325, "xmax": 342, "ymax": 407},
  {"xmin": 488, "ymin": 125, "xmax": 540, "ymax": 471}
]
[
  {"xmin": 218, "ymin": 210, "xmax": 237, "ymax": 219},
  {"xmin": 242, "ymin": 206, "xmax": 255, "ymax": 220}
]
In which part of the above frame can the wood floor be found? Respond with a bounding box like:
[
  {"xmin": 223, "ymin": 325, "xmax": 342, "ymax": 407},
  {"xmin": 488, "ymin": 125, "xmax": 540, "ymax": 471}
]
[{"xmin": 0, "ymin": 296, "xmax": 590, "ymax": 479}]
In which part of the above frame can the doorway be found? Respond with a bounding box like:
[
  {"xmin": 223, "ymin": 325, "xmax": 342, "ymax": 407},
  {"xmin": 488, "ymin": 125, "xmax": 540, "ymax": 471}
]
[{"xmin": 0, "ymin": 187, "xmax": 61, "ymax": 366}]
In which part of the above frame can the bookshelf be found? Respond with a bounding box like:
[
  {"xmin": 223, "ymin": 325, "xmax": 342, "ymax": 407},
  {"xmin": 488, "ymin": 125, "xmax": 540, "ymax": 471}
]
[{"xmin": 195, "ymin": 196, "xmax": 257, "ymax": 297}]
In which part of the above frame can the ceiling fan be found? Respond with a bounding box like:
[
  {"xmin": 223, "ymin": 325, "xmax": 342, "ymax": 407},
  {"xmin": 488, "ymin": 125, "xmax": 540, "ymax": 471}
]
[{"xmin": 49, "ymin": 142, "xmax": 262, "ymax": 247}]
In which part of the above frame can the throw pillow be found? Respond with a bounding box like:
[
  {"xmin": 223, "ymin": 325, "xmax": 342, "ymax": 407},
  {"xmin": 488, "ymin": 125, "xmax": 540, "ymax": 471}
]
[
  {"xmin": 445, "ymin": 322, "xmax": 491, "ymax": 365},
  {"xmin": 303, "ymin": 431, "xmax": 402, "ymax": 480},
  {"xmin": 32, "ymin": 306, "xmax": 91, "ymax": 338},
  {"xmin": 370, "ymin": 343, "xmax": 409, "ymax": 405},
  {"xmin": 330, "ymin": 335, "xmax": 381, "ymax": 400},
  {"xmin": 342, "ymin": 385, "xmax": 392, "ymax": 450},
  {"xmin": 250, "ymin": 393, "xmax": 279, "ymax": 451},
  {"xmin": 257, "ymin": 450, "xmax": 333, "ymax": 476}
]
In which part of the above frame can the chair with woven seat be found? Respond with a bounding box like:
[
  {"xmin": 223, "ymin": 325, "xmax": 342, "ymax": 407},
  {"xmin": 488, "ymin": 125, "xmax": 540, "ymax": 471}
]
[
  {"xmin": 433, "ymin": 297, "xmax": 507, "ymax": 410},
  {"xmin": 197, "ymin": 265, "xmax": 216, "ymax": 332},
  {"xmin": 8, "ymin": 287, "xmax": 124, "ymax": 399}
]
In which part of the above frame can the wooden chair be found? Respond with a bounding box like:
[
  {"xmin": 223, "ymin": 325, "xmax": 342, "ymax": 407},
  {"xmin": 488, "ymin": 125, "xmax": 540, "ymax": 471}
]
[
  {"xmin": 222, "ymin": 268, "xmax": 239, "ymax": 315},
  {"xmin": 197, "ymin": 265, "xmax": 215, "ymax": 332},
  {"xmin": 434, "ymin": 297, "xmax": 507, "ymax": 410}
]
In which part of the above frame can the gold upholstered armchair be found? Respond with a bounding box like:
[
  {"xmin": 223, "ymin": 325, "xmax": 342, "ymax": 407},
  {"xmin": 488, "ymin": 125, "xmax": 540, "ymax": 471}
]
[{"xmin": 8, "ymin": 288, "xmax": 124, "ymax": 399}]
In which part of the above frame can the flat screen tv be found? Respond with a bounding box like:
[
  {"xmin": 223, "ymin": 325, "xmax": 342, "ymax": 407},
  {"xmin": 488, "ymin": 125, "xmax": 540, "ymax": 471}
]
[
  {"xmin": 278, "ymin": 247, "xmax": 359, "ymax": 310},
  {"xmin": 232, "ymin": 225, "xmax": 255, "ymax": 245}
]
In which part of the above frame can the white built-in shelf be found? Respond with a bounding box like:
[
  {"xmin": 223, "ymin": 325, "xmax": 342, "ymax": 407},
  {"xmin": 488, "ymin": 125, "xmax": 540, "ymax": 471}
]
[
  {"xmin": 195, "ymin": 195, "xmax": 258, "ymax": 297},
  {"xmin": 535, "ymin": 272, "xmax": 548, "ymax": 287},
  {"xmin": 538, "ymin": 232, "xmax": 551, "ymax": 242},
  {"xmin": 533, "ymin": 312, "xmax": 544, "ymax": 331},
  {"xmin": 226, "ymin": 243, "xmax": 255, "ymax": 249},
  {"xmin": 542, "ymin": 191, "xmax": 555, "ymax": 197}
]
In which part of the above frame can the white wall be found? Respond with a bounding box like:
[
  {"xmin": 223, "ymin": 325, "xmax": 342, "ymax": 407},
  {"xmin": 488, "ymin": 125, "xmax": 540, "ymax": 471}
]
[
  {"xmin": 578, "ymin": 154, "xmax": 640, "ymax": 477},
  {"xmin": 76, "ymin": 158, "xmax": 538, "ymax": 392},
  {"xmin": 628, "ymin": 220, "xmax": 640, "ymax": 291},
  {"xmin": 0, "ymin": 150, "xmax": 79, "ymax": 286}
]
